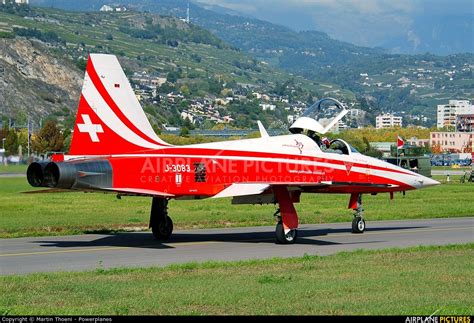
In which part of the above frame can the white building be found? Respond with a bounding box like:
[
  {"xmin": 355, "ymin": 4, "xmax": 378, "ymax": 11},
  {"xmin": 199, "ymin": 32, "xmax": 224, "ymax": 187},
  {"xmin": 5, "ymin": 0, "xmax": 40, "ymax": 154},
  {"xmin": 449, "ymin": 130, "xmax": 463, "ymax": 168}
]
[
  {"xmin": 2, "ymin": 0, "xmax": 29, "ymax": 4},
  {"xmin": 431, "ymin": 131, "xmax": 473, "ymax": 153},
  {"xmin": 287, "ymin": 115, "xmax": 295, "ymax": 124},
  {"xmin": 180, "ymin": 111, "xmax": 195, "ymax": 124},
  {"xmin": 348, "ymin": 109, "xmax": 365, "ymax": 117},
  {"xmin": 99, "ymin": 5, "xmax": 113, "ymax": 12},
  {"xmin": 375, "ymin": 113, "xmax": 402, "ymax": 129},
  {"xmin": 407, "ymin": 136, "xmax": 430, "ymax": 148},
  {"xmin": 259, "ymin": 103, "xmax": 276, "ymax": 111},
  {"xmin": 437, "ymin": 100, "xmax": 473, "ymax": 129},
  {"xmin": 319, "ymin": 118, "xmax": 347, "ymax": 134}
]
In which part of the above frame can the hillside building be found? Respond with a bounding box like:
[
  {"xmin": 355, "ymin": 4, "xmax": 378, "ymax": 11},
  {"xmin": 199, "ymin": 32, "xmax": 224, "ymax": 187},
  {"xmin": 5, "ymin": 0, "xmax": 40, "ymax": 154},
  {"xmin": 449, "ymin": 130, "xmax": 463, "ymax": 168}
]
[
  {"xmin": 100, "ymin": 5, "xmax": 113, "ymax": 12},
  {"xmin": 369, "ymin": 142, "xmax": 394, "ymax": 157},
  {"xmin": 375, "ymin": 113, "xmax": 402, "ymax": 129},
  {"xmin": 99, "ymin": 5, "xmax": 126, "ymax": 12},
  {"xmin": 259, "ymin": 103, "xmax": 276, "ymax": 111},
  {"xmin": 2, "ymin": 0, "xmax": 29, "ymax": 4},
  {"xmin": 430, "ymin": 131, "xmax": 473, "ymax": 153},
  {"xmin": 437, "ymin": 100, "xmax": 473, "ymax": 129},
  {"xmin": 407, "ymin": 136, "xmax": 429, "ymax": 148},
  {"xmin": 318, "ymin": 118, "xmax": 348, "ymax": 134},
  {"xmin": 456, "ymin": 109, "xmax": 474, "ymax": 133}
]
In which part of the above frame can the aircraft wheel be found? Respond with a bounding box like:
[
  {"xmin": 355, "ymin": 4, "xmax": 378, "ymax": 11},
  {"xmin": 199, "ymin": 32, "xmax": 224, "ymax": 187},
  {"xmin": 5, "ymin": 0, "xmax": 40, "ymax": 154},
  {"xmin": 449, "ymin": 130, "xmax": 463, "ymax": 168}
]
[
  {"xmin": 152, "ymin": 215, "xmax": 173, "ymax": 240},
  {"xmin": 352, "ymin": 216, "xmax": 365, "ymax": 233},
  {"xmin": 275, "ymin": 222, "xmax": 297, "ymax": 244}
]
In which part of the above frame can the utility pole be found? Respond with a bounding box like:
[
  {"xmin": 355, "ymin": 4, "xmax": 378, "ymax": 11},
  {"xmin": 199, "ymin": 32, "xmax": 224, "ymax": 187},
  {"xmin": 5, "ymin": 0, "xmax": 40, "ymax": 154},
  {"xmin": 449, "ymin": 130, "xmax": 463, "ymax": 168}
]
[{"xmin": 27, "ymin": 115, "xmax": 30, "ymax": 157}]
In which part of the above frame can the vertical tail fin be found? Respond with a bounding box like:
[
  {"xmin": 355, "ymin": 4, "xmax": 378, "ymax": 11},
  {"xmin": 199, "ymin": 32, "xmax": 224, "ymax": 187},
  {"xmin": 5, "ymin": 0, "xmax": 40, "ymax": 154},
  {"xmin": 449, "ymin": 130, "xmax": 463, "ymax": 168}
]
[{"xmin": 69, "ymin": 54, "xmax": 169, "ymax": 156}]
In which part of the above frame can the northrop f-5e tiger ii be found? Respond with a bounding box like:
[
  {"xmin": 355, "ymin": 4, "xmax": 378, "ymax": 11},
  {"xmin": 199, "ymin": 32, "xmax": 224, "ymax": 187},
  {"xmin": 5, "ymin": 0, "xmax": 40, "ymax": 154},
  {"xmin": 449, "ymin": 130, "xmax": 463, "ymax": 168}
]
[{"xmin": 27, "ymin": 54, "xmax": 440, "ymax": 244}]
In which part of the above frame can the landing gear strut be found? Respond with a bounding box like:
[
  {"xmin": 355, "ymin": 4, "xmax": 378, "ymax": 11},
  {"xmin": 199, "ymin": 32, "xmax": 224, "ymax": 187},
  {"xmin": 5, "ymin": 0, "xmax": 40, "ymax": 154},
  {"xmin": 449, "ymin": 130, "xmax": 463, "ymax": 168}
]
[
  {"xmin": 149, "ymin": 197, "xmax": 173, "ymax": 240},
  {"xmin": 273, "ymin": 187, "xmax": 299, "ymax": 244},
  {"xmin": 350, "ymin": 194, "xmax": 365, "ymax": 234}
]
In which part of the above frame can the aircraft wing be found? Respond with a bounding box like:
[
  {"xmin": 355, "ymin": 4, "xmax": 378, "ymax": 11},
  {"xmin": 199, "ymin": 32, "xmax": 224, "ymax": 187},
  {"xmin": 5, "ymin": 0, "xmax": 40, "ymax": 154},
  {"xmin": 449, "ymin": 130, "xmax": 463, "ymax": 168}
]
[
  {"xmin": 211, "ymin": 182, "xmax": 332, "ymax": 199},
  {"xmin": 211, "ymin": 183, "xmax": 270, "ymax": 198},
  {"xmin": 211, "ymin": 181, "xmax": 399, "ymax": 199}
]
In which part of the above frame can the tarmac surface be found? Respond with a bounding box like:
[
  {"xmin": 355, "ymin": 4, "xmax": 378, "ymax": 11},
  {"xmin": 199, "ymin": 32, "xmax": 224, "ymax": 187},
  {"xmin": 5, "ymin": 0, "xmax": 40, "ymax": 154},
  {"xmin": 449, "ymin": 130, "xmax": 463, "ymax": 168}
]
[
  {"xmin": 1, "ymin": 217, "xmax": 472, "ymax": 275},
  {"xmin": 0, "ymin": 173, "xmax": 25, "ymax": 177},
  {"xmin": 431, "ymin": 170, "xmax": 469, "ymax": 176}
]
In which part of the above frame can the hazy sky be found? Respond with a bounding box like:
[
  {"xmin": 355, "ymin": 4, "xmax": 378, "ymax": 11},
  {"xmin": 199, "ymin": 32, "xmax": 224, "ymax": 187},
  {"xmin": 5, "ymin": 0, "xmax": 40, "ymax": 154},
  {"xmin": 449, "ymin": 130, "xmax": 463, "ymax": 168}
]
[{"xmin": 196, "ymin": 0, "xmax": 473, "ymax": 51}]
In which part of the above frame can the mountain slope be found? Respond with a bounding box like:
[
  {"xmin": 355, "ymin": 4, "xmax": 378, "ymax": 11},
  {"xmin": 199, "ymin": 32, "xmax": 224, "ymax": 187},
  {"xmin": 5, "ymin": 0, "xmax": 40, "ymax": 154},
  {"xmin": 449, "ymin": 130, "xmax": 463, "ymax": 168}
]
[
  {"xmin": 1, "ymin": 5, "xmax": 354, "ymax": 130},
  {"xmin": 30, "ymin": 0, "xmax": 474, "ymax": 125}
]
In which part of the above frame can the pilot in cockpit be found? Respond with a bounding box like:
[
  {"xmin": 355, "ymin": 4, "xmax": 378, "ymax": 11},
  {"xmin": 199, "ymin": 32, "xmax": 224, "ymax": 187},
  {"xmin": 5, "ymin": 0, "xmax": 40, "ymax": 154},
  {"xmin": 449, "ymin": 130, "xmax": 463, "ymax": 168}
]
[
  {"xmin": 307, "ymin": 130, "xmax": 323, "ymax": 147},
  {"xmin": 307, "ymin": 130, "xmax": 332, "ymax": 151},
  {"xmin": 321, "ymin": 137, "xmax": 331, "ymax": 149}
]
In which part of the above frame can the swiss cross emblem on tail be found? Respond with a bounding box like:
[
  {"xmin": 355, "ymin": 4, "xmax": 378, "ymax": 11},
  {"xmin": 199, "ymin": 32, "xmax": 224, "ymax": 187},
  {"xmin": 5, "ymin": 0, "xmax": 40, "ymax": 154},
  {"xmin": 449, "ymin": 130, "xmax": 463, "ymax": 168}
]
[{"xmin": 77, "ymin": 114, "xmax": 103, "ymax": 142}]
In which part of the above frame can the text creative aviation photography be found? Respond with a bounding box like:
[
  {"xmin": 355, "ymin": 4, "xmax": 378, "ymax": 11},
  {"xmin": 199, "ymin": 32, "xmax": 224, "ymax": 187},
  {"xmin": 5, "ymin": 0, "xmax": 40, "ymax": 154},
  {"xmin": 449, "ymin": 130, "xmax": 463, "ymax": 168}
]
[{"xmin": 0, "ymin": 0, "xmax": 473, "ymax": 318}]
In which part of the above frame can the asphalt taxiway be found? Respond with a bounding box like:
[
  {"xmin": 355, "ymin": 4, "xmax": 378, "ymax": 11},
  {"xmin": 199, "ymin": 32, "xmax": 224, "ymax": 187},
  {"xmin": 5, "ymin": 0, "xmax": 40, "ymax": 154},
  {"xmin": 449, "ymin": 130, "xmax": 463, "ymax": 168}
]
[{"xmin": 1, "ymin": 217, "xmax": 472, "ymax": 275}]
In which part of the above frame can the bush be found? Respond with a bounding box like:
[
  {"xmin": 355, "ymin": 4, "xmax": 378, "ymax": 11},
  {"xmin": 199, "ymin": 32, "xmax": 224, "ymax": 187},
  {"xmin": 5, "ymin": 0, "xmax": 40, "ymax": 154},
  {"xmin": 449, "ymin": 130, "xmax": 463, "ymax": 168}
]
[{"xmin": 0, "ymin": 31, "xmax": 14, "ymax": 39}]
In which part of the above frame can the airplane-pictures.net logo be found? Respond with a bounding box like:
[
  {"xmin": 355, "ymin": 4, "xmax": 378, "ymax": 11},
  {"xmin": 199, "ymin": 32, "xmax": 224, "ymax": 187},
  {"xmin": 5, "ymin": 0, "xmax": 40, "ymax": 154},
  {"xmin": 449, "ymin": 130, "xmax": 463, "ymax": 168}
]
[
  {"xmin": 405, "ymin": 316, "xmax": 471, "ymax": 323},
  {"xmin": 139, "ymin": 156, "xmax": 336, "ymax": 184}
]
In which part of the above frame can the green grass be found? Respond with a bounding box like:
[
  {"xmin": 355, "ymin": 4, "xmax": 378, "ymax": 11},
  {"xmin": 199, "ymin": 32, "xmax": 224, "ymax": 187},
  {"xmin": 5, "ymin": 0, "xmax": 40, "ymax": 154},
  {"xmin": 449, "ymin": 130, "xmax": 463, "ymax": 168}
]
[
  {"xmin": 0, "ymin": 177, "xmax": 473, "ymax": 238},
  {"xmin": 1, "ymin": 244, "xmax": 472, "ymax": 315},
  {"xmin": 0, "ymin": 164, "xmax": 27, "ymax": 174}
]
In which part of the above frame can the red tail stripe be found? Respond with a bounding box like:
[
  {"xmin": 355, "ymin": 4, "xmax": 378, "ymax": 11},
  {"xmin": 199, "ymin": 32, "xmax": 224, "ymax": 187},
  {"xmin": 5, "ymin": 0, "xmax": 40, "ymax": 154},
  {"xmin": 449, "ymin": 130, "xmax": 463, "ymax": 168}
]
[{"xmin": 86, "ymin": 59, "xmax": 167, "ymax": 147}]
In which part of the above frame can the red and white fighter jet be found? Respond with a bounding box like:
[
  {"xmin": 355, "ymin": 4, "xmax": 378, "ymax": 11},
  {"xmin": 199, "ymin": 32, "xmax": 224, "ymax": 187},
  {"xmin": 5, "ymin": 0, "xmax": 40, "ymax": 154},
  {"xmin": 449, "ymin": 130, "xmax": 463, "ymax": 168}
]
[{"xmin": 27, "ymin": 54, "xmax": 439, "ymax": 244}]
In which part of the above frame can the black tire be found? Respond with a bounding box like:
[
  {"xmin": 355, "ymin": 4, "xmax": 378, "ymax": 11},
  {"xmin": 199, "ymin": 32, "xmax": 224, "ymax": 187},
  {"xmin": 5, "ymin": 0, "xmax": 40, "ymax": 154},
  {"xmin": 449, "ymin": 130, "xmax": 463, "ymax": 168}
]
[
  {"xmin": 152, "ymin": 215, "xmax": 173, "ymax": 240},
  {"xmin": 352, "ymin": 216, "xmax": 365, "ymax": 233},
  {"xmin": 275, "ymin": 222, "xmax": 297, "ymax": 244}
]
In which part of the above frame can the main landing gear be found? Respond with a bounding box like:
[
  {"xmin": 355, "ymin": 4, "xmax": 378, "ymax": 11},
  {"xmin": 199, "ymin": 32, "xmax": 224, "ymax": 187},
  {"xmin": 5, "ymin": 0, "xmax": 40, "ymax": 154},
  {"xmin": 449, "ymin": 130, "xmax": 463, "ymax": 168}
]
[
  {"xmin": 273, "ymin": 187, "xmax": 299, "ymax": 244},
  {"xmin": 349, "ymin": 193, "xmax": 365, "ymax": 234},
  {"xmin": 149, "ymin": 197, "xmax": 174, "ymax": 240},
  {"xmin": 274, "ymin": 209, "xmax": 297, "ymax": 244}
]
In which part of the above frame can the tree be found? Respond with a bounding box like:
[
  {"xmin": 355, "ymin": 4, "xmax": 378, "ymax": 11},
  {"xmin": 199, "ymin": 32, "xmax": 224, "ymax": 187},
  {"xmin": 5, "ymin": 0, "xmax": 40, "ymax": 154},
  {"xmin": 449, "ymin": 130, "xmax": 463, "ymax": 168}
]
[
  {"xmin": 4, "ymin": 129, "xmax": 18, "ymax": 156},
  {"xmin": 32, "ymin": 120, "xmax": 64, "ymax": 154},
  {"xmin": 179, "ymin": 126, "xmax": 189, "ymax": 137},
  {"xmin": 166, "ymin": 70, "xmax": 181, "ymax": 83},
  {"xmin": 17, "ymin": 129, "xmax": 29, "ymax": 153}
]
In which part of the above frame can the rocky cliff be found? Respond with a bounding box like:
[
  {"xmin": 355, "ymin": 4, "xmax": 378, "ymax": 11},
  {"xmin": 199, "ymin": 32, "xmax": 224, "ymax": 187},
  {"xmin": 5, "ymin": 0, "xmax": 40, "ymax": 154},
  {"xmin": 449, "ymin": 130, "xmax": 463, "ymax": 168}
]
[{"xmin": 0, "ymin": 38, "xmax": 82, "ymax": 120}]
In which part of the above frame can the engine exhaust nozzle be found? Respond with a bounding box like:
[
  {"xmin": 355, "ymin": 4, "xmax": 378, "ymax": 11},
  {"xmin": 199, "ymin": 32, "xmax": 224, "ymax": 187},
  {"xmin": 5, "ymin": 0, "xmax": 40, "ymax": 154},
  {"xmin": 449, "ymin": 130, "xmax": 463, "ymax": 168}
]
[{"xmin": 26, "ymin": 162, "xmax": 49, "ymax": 187}]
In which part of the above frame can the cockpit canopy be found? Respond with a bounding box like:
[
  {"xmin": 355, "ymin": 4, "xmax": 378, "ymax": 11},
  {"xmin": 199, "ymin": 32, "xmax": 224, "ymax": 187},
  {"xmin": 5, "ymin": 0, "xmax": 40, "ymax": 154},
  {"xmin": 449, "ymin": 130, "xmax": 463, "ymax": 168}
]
[
  {"xmin": 325, "ymin": 139, "xmax": 360, "ymax": 155},
  {"xmin": 289, "ymin": 97, "xmax": 348, "ymax": 136},
  {"xmin": 288, "ymin": 98, "xmax": 358, "ymax": 155}
]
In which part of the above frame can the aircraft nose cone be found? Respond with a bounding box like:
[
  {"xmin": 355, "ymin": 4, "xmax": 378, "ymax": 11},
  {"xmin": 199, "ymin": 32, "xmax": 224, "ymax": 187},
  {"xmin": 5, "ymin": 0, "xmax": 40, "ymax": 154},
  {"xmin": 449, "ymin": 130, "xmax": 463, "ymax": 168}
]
[{"xmin": 415, "ymin": 175, "xmax": 440, "ymax": 188}]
